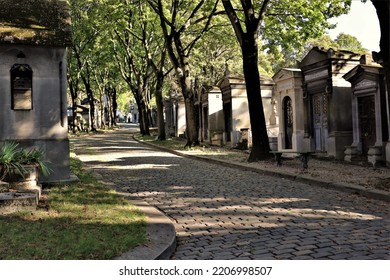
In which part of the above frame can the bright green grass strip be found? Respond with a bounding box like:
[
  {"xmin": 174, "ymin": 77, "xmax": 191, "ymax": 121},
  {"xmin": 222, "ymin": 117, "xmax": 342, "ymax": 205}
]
[{"xmin": 0, "ymin": 158, "xmax": 146, "ymax": 260}]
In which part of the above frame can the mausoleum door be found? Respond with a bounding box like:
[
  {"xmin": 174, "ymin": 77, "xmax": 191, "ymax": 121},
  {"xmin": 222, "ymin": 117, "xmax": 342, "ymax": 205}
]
[
  {"xmin": 283, "ymin": 97, "xmax": 293, "ymax": 149},
  {"xmin": 312, "ymin": 93, "xmax": 328, "ymax": 152},
  {"xmin": 203, "ymin": 106, "xmax": 208, "ymax": 140},
  {"xmin": 223, "ymin": 102, "xmax": 232, "ymax": 142},
  {"xmin": 358, "ymin": 95, "xmax": 376, "ymax": 155}
]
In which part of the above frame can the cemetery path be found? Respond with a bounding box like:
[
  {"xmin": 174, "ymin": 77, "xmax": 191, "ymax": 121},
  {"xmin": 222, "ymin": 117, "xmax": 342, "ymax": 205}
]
[{"xmin": 71, "ymin": 125, "xmax": 390, "ymax": 260}]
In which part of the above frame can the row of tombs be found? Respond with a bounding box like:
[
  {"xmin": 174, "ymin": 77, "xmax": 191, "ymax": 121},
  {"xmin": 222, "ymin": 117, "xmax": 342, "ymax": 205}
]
[{"xmin": 164, "ymin": 47, "xmax": 390, "ymax": 167}]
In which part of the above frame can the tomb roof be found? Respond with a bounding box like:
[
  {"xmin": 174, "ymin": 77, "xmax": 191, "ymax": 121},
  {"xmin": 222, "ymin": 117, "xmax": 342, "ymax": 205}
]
[
  {"xmin": 299, "ymin": 47, "xmax": 360, "ymax": 69},
  {"xmin": 343, "ymin": 63, "xmax": 383, "ymax": 82},
  {"xmin": 0, "ymin": 0, "xmax": 71, "ymax": 47},
  {"xmin": 273, "ymin": 68, "xmax": 302, "ymax": 81}
]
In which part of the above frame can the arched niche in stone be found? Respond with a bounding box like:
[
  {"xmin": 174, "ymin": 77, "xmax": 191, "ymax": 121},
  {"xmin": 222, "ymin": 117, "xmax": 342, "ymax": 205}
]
[
  {"xmin": 10, "ymin": 64, "xmax": 33, "ymax": 111},
  {"xmin": 282, "ymin": 96, "xmax": 293, "ymax": 149}
]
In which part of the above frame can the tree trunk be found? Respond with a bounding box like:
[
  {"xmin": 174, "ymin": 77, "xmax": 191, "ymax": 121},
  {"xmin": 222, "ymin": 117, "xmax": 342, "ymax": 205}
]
[
  {"xmin": 112, "ymin": 87, "xmax": 118, "ymax": 126},
  {"xmin": 69, "ymin": 83, "xmax": 78, "ymax": 134},
  {"xmin": 155, "ymin": 75, "xmax": 166, "ymax": 140},
  {"xmin": 100, "ymin": 91, "xmax": 106, "ymax": 129},
  {"xmin": 135, "ymin": 98, "xmax": 145, "ymax": 134},
  {"xmin": 372, "ymin": 0, "xmax": 390, "ymax": 99},
  {"xmin": 179, "ymin": 74, "xmax": 199, "ymax": 147},
  {"xmin": 142, "ymin": 103, "xmax": 150, "ymax": 135},
  {"xmin": 184, "ymin": 95, "xmax": 199, "ymax": 147},
  {"xmin": 86, "ymin": 88, "xmax": 97, "ymax": 132},
  {"xmin": 242, "ymin": 36, "xmax": 270, "ymax": 162},
  {"xmin": 135, "ymin": 97, "xmax": 150, "ymax": 136},
  {"xmin": 72, "ymin": 100, "xmax": 78, "ymax": 133},
  {"xmin": 372, "ymin": 0, "xmax": 390, "ymax": 143},
  {"xmin": 81, "ymin": 75, "xmax": 97, "ymax": 132}
]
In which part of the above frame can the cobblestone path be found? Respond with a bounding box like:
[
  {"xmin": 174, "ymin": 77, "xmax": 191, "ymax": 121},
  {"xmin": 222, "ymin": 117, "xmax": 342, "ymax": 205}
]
[{"xmin": 72, "ymin": 127, "xmax": 390, "ymax": 260}]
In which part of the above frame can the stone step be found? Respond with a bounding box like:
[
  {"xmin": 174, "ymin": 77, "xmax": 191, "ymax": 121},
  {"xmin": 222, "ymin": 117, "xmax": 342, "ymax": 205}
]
[{"xmin": 0, "ymin": 191, "xmax": 38, "ymax": 215}]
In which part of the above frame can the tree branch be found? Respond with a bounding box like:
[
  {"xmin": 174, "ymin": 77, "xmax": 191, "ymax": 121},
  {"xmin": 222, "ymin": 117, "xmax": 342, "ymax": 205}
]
[
  {"xmin": 222, "ymin": 0, "xmax": 245, "ymax": 47},
  {"xmin": 184, "ymin": 0, "xmax": 220, "ymax": 56}
]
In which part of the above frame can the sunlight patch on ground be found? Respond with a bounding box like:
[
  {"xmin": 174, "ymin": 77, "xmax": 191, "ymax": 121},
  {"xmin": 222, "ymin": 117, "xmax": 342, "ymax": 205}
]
[
  {"xmin": 256, "ymin": 198, "xmax": 311, "ymax": 204},
  {"xmin": 76, "ymin": 152, "xmax": 180, "ymax": 163},
  {"xmin": 266, "ymin": 207, "xmax": 381, "ymax": 221},
  {"xmin": 96, "ymin": 164, "xmax": 180, "ymax": 170},
  {"xmin": 183, "ymin": 150, "xmax": 231, "ymax": 156},
  {"xmin": 167, "ymin": 186, "xmax": 194, "ymax": 190},
  {"xmin": 92, "ymin": 146, "xmax": 152, "ymax": 150},
  {"xmin": 129, "ymin": 153, "xmax": 180, "ymax": 158}
]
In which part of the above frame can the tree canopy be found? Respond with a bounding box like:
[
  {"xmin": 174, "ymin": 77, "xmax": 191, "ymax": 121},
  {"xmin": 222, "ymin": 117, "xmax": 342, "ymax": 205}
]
[
  {"xmin": 65, "ymin": 0, "xmax": 382, "ymax": 162},
  {"xmin": 221, "ymin": 0, "xmax": 353, "ymax": 161},
  {"xmin": 335, "ymin": 33, "xmax": 367, "ymax": 53}
]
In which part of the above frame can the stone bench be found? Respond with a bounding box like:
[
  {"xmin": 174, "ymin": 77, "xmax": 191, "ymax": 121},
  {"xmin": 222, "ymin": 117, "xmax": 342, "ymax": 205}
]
[{"xmin": 270, "ymin": 150, "xmax": 313, "ymax": 169}]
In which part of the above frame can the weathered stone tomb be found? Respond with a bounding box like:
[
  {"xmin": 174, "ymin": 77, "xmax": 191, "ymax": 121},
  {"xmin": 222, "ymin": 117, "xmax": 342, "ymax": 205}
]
[{"xmin": 0, "ymin": 0, "xmax": 72, "ymax": 183}]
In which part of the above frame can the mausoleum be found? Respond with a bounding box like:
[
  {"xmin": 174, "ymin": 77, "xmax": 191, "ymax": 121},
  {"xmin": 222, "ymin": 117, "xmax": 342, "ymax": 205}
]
[
  {"xmin": 343, "ymin": 54, "xmax": 389, "ymax": 166},
  {"xmin": 219, "ymin": 73, "xmax": 276, "ymax": 148},
  {"xmin": 0, "ymin": 0, "xmax": 72, "ymax": 183},
  {"xmin": 273, "ymin": 68, "xmax": 306, "ymax": 152},
  {"xmin": 299, "ymin": 47, "xmax": 360, "ymax": 159},
  {"xmin": 199, "ymin": 86, "xmax": 224, "ymax": 145}
]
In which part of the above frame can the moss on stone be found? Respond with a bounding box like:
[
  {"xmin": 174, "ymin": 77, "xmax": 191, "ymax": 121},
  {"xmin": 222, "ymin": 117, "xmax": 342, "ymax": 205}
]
[{"xmin": 0, "ymin": 0, "xmax": 72, "ymax": 47}]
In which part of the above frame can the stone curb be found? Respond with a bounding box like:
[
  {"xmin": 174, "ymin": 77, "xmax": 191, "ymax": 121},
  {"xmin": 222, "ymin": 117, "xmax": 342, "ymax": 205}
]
[
  {"xmin": 91, "ymin": 169, "xmax": 177, "ymax": 260},
  {"xmin": 135, "ymin": 137, "xmax": 390, "ymax": 203},
  {"xmin": 115, "ymin": 199, "xmax": 177, "ymax": 260}
]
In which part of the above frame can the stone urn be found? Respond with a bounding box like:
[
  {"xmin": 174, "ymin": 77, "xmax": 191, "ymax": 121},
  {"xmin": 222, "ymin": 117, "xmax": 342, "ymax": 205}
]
[{"xmin": 2, "ymin": 165, "xmax": 41, "ymax": 198}]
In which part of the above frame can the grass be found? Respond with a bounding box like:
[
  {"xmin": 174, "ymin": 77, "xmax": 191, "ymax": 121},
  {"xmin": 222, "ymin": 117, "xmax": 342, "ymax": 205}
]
[{"xmin": 0, "ymin": 157, "xmax": 146, "ymax": 260}]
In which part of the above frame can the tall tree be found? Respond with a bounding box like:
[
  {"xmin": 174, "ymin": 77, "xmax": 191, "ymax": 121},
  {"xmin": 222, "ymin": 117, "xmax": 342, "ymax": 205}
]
[
  {"xmin": 142, "ymin": 6, "xmax": 172, "ymax": 141},
  {"xmin": 191, "ymin": 14, "xmax": 243, "ymax": 86},
  {"xmin": 68, "ymin": 0, "xmax": 100, "ymax": 132},
  {"xmin": 335, "ymin": 33, "xmax": 367, "ymax": 53},
  {"xmin": 273, "ymin": 34, "xmax": 367, "ymax": 72},
  {"xmin": 107, "ymin": 0, "xmax": 153, "ymax": 135},
  {"xmin": 222, "ymin": 0, "xmax": 352, "ymax": 162},
  {"xmin": 371, "ymin": 0, "xmax": 390, "ymax": 111},
  {"xmin": 148, "ymin": 0, "xmax": 221, "ymax": 147},
  {"xmin": 67, "ymin": 46, "xmax": 81, "ymax": 133}
]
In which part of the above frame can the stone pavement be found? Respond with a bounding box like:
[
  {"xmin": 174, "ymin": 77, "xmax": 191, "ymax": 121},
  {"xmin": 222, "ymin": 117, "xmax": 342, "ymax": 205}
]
[{"xmin": 71, "ymin": 125, "xmax": 390, "ymax": 260}]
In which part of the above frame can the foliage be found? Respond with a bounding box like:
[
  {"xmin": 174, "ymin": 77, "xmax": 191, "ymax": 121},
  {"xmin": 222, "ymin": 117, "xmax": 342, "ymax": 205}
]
[
  {"xmin": 370, "ymin": 0, "xmax": 390, "ymax": 122},
  {"xmin": 0, "ymin": 142, "xmax": 51, "ymax": 180},
  {"xmin": 306, "ymin": 35, "xmax": 340, "ymax": 51},
  {"xmin": 102, "ymin": 0, "xmax": 155, "ymax": 135},
  {"xmin": 238, "ymin": 0, "xmax": 354, "ymax": 73},
  {"xmin": 190, "ymin": 9, "xmax": 243, "ymax": 85},
  {"xmin": 15, "ymin": 148, "xmax": 52, "ymax": 178},
  {"xmin": 271, "ymin": 33, "xmax": 367, "ymax": 71},
  {"xmin": 221, "ymin": 0, "xmax": 353, "ymax": 161},
  {"xmin": 65, "ymin": 0, "xmax": 374, "ymax": 153},
  {"xmin": 262, "ymin": 0, "xmax": 352, "ymax": 54},
  {"xmin": 116, "ymin": 90, "xmax": 133, "ymax": 114},
  {"xmin": 335, "ymin": 32, "xmax": 368, "ymax": 53},
  {"xmin": 67, "ymin": 0, "xmax": 127, "ymax": 131},
  {"xmin": 148, "ymin": 0, "xmax": 222, "ymax": 147},
  {"xmin": 0, "ymin": 142, "xmax": 25, "ymax": 180}
]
